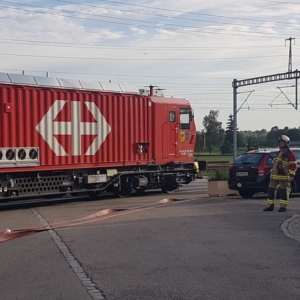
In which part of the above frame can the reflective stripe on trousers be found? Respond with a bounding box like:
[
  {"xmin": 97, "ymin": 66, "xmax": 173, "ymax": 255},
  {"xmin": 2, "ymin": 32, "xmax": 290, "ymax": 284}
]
[{"xmin": 266, "ymin": 179, "xmax": 290, "ymax": 208}]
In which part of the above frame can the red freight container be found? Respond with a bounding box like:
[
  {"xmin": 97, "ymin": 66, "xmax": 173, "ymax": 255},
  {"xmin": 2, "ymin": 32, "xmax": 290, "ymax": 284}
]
[
  {"xmin": 0, "ymin": 73, "xmax": 198, "ymax": 200},
  {"xmin": 0, "ymin": 86, "xmax": 150, "ymax": 170}
]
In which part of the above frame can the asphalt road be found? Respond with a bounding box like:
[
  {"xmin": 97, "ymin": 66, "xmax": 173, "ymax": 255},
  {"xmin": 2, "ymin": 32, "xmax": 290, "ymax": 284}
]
[{"xmin": 1, "ymin": 181, "xmax": 300, "ymax": 300}]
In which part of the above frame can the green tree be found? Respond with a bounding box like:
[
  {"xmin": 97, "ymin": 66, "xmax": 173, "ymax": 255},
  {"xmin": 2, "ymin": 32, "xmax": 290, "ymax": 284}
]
[
  {"xmin": 287, "ymin": 128, "xmax": 300, "ymax": 141},
  {"xmin": 220, "ymin": 114, "xmax": 234, "ymax": 154},
  {"xmin": 246, "ymin": 136, "xmax": 257, "ymax": 151},
  {"xmin": 220, "ymin": 114, "xmax": 246, "ymax": 154},
  {"xmin": 194, "ymin": 131, "xmax": 202, "ymax": 154},
  {"xmin": 237, "ymin": 131, "xmax": 246, "ymax": 148},
  {"xmin": 266, "ymin": 126, "xmax": 287, "ymax": 147},
  {"xmin": 202, "ymin": 110, "xmax": 224, "ymax": 153},
  {"xmin": 241, "ymin": 129, "xmax": 267, "ymax": 149},
  {"xmin": 255, "ymin": 129, "xmax": 267, "ymax": 147},
  {"xmin": 266, "ymin": 127, "xmax": 300, "ymax": 146}
]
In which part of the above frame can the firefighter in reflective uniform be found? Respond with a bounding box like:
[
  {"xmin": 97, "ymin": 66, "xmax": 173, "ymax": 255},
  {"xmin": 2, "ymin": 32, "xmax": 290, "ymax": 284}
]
[{"xmin": 263, "ymin": 135, "xmax": 297, "ymax": 212}]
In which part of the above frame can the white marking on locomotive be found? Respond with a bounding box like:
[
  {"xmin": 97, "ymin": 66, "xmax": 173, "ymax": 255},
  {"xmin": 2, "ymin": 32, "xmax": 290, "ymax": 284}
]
[{"xmin": 36, "ymin": 100, "xmax": 111, "ymax": 156}]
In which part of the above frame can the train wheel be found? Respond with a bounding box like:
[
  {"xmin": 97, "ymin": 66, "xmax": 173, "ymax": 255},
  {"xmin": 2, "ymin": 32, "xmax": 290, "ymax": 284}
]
[
  {"xmin": 114, "ymin": 187, "xmax": 132, "ymax": 198},
  {"xmin": 161, "ymin": 182, "xmax": 179, "ymax": 194}
]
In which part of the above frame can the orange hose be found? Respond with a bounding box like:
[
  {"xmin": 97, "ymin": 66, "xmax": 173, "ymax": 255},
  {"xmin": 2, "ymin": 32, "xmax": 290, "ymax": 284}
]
[{"xmin": 0, "ymin": 198, "xmax": 190, "ymax": 243}]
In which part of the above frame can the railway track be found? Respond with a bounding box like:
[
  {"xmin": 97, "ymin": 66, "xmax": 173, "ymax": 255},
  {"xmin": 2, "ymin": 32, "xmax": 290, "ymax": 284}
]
[
  {"xmin": 0, "ymin": 179, "xmax": 208, "ymax": 210},
  {"xmin": 0, "ymin": 194, "xmax": 92, "ymax": 210}
]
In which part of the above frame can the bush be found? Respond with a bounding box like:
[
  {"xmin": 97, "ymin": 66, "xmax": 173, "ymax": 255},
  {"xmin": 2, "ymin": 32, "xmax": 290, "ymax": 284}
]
[{"xmin": 201, "ymin": 169, "xmax": 229, "ymax": 181}]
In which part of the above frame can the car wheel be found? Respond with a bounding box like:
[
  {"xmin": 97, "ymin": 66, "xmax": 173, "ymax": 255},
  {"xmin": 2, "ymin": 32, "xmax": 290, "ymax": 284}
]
[{"xmin": 238, "ymin": 190, "xmax": 255, "ymax": 199}]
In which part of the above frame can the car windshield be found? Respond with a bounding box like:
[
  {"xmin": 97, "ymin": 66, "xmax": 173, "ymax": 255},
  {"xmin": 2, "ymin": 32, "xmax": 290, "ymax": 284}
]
[{"xmin": 234, "ymin": 153, "xmax": 264, "ymax": 165}]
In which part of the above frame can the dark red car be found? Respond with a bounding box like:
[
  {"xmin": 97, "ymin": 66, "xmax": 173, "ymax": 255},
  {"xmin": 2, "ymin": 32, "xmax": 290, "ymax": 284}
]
[{"xmin": 228, "ymin": 148, "xmax": 300, "ymax": 198}]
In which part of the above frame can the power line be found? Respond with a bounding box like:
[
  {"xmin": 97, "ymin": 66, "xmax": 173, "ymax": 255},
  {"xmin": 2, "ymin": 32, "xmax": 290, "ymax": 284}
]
[
  {"xmin": 55, "ymin": 0, "xmax": 300, "ymax": 26},
  {"xmin": 0, "ymin": 2, "xmax": 297, "ymax": 40},
  {"xmin": 0, "ymin": 38, "xmax": 286, "ymax": 51},
  {"xmin": 0, "ymin": 68, "xmax": 232, "ymax": 79},
  {"xmin": 54, "ymin": 0, "xmax": 300, "ymax": 32},
  {"xmin": 192, "ymin": 105, "xmax": 299, "ymax": 109},
  {"xmin": 0, "ymin": 68, "xmax": 289, "ymax": 95},
  {"xmin": 0, "ymin": 52, "xmax": 287, "ymax": 60},
  {"xmin": 262, "ymin": 0, "xmax": 300, "ymax": 5},
  {"xmin": 0, "ymin": 66, "xmax": 293, "ymax": 79},
  {"xmin": 166, "ymin": 90, "xmax": 296, "ymax": 96},
  {"xmin": 192, "ymin": 107, "xmax": 299, "ymax": 111}
]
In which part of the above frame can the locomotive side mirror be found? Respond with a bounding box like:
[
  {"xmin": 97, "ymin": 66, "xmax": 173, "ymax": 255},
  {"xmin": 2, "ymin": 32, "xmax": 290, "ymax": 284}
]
[{"xmin": 189, "ymin": 109, "xmax": 194, "ymax": 121}]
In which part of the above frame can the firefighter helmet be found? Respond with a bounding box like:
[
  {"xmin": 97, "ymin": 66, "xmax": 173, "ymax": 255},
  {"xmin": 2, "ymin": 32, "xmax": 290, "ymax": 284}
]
[{"xmin": 278, "ymin": 135, "xmax": 290, "ymax": 145}]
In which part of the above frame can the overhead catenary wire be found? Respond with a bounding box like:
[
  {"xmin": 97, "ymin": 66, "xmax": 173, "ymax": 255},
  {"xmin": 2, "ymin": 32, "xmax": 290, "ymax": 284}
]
[
  {"xmin": 0, "ymin": 38, "xmax": 288, "ymax": 51},
  {"xmin": 0, "ymin": 2, "xmax": 298, "ymax": 131},
  {"xmin": 262, "ymin": 0, "xmax": 300, "ymax": 5},
  {"xmin": 4, "ymin": 66, "xmax": 296, "ymax": 86},
  {"xmin": 167, "ymin": 91, "xmax": 292, "ymax": 95},
  {"xmin": 192, "ymin": 108, "xmax": 299, "ymax": 111},
  {"xmin": 0, "ymin": 4, "xmax": 286, "ymax": 39},
  {"xmin": 54, "ymin": 0, "xmax": 300, "ymax": 26},
  {"xmin": 53, "ymin": 0, "xmax": 300, "ymax": 32},
  {"xmin": 1, "ymin": 68, "xmax": 295, "ymax": 79},
  {"xmin": 0, "ymin": 52, "xmax": 289, "ymax": 60},
  {"xmin": 0, "ymin": 2, "xmax": 299, "ymax": 40},
  {"xmin": 1, "ymin": 0, "xmax": 296, "ymax": 57}
]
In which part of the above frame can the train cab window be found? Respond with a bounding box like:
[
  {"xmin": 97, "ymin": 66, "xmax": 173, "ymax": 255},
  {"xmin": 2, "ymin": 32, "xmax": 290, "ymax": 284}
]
[
  {"xmin": 169, "ymin": 111, "xmax": 176, "ymax": 123},
  {"xmin": 180, "ymin": 108, "xmax": 190, "ymax": 129}
]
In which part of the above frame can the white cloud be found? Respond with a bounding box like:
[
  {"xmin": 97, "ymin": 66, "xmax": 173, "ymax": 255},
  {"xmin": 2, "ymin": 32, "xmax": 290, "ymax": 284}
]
[
  {"xmin": 0, "ymin": 5, "xmax": 126, "ymax": 42},
  {"xmin": 140, "ymin": 0, "xmax": 244, "ymax": 16},
  {"xmin": 0, "ymin": 0, "xmax": 300, "ymax": 131},
  {"xmin": 131, "ymin": 27, "xmax": 147, "ymax": 35}
]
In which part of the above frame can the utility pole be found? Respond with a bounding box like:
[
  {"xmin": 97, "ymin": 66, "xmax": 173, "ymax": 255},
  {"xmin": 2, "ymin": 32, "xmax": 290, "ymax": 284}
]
[
  {"xmin": 285, "ymin": 37, "xmax": 295, "ymax": 72},
  {"xmin": 232, "ymin": 70, "xmax": 300, "ymax": 160},
  {"xmin": 233, "ymin": 79, "xmax": 238, "ymax": 160}
]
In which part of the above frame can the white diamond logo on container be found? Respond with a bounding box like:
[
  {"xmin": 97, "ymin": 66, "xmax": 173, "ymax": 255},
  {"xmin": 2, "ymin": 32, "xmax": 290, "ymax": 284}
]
[{"xmin": 36, "ymin": 100, "xmax": 111, "ymax": 156}]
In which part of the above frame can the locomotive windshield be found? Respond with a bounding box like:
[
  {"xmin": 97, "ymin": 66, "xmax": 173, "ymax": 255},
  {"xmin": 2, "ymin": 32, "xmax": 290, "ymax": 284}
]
[{"xmin": 180, "ymin": 108, "xmax": 191, "ymax": 130}]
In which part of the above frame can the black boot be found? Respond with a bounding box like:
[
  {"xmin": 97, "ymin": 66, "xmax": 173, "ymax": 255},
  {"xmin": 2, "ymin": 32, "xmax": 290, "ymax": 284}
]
[
  {"xmin": 278, "ymin": 207, "xmax": 286, "ymax": 212},
  {"xmin": 263, "ymin": 205, "xmax": 274, "ymax": 211}
]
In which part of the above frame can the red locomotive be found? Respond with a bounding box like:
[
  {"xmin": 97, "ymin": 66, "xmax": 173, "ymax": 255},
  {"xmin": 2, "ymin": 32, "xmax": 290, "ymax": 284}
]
[{"xmin": 0, "ymin": 72, "xmax": 198, "ymax": 199}]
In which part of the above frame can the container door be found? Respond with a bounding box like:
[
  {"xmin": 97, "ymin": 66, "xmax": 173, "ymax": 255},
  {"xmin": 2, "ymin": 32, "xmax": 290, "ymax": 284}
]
[{"xmin": 168, "ymin": 107, "xmax": 178, "ymax": 158}]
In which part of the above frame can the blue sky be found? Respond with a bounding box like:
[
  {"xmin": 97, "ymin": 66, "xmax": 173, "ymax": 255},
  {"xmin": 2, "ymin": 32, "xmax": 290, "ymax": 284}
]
[{"xmin": 0, "ymin": 0, "xmax": 300, "ymax": 131}]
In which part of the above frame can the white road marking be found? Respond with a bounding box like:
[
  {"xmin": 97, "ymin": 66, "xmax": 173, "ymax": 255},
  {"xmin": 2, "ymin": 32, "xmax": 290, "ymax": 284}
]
[{"xmin": 31, "ymin": 208, "xmax": 105, "ymax": 300}]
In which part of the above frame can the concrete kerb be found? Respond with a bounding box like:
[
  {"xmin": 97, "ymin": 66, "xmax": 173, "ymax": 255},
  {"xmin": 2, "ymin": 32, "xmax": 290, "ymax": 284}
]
[{"xmin": 281, "ymin": 214, "xmax": 300, "ymax": 242}]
